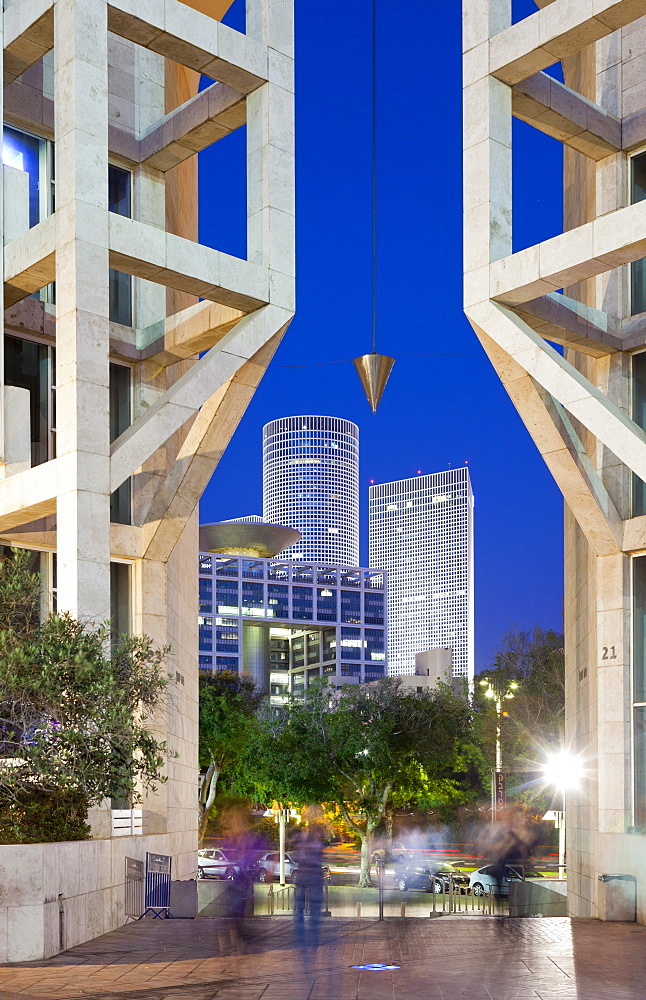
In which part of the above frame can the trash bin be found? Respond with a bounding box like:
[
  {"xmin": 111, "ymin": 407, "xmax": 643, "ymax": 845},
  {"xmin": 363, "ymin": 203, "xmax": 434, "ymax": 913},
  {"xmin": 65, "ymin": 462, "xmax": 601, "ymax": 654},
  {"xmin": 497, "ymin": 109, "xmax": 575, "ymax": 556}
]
[{"xmin": 598, "ymin": 874, "xmax": 636, "ymax": 921}]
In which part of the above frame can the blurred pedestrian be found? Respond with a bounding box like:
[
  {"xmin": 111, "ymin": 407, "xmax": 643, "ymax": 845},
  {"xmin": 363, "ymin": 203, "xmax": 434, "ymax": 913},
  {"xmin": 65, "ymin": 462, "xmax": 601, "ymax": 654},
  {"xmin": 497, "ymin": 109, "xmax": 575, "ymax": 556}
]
[{"xmin": 292, "ymin": 822, "xmax": 325, "ymax": 957}]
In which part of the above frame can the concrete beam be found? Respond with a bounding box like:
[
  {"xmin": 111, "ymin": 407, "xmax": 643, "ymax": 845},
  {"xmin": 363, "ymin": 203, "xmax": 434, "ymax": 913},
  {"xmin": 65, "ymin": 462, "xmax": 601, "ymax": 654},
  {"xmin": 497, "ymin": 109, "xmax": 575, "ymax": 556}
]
[
  {"xmin": 467, "ymin": 300, "xmax": 646, "ymax": 484},
  {"xmin": 0, "ymin": 458, "xmax": 58, "ymax": 532},
  {"xmin": 110, "ymin": 304, "xmax": 291, "ymax": 492},
  {"xmin": 512, "ymin": 292, "xmax": 621, "ymax": 356},
  {"xmin": 141, "ymin": 300, "xmax": 245, "ymax": 365},
  {"xmin": 142, "ymin": 330, "xmax": 285, "ymax": 562},
  {"xmin": 489, "ymin": 199, "xmax": 646, "ymax": 305},
  {"xmin": 475, "ymin": 327, "xmax": 621, "ymax": 556},
  {"xmin": 489, "ymin": 0, "xmax": 646, "ymax": 84},
  {"xmin": 4, "ymin": 0, "xmax": 54, "ymax": 86},
  {"xmin": 108, "ymin": 213, "xmax": 269, "ymax": 311},
  {"xmin": 4, "ymin": 213, "xmax": 57, "ymax": 306},
  {"xmin": 107, "ymin": 0, "xmax": 267, "ymax": 94},
  {"xmin": 512, "ymin": 72, "xmax": 620, "ymax": 159},
  {"xmin": 140, "ymin": 82, "xmax": 246, "ymax": 171}
]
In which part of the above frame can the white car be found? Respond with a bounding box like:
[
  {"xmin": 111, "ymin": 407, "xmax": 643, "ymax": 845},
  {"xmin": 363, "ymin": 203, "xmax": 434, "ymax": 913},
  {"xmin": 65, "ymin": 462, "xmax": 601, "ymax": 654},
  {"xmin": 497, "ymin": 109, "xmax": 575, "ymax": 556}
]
[
  {"xmin": 253, "ymin": 851, "xmax": 298, "ymax": 883},
  {"xmin": 197, "ymin": 848, "xmax": 240, "ymax": 880},
  {"xmin": 469, "ymin": 863, "xmax": 544, "ymax": 897}
]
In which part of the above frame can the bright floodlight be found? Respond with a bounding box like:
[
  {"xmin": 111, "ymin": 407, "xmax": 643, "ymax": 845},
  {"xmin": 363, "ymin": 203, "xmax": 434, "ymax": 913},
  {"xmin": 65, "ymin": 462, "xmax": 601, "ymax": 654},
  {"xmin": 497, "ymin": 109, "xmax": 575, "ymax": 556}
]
[{"xmin": 543, "ymin": 750, "xmax": 583, "ymax": 791}]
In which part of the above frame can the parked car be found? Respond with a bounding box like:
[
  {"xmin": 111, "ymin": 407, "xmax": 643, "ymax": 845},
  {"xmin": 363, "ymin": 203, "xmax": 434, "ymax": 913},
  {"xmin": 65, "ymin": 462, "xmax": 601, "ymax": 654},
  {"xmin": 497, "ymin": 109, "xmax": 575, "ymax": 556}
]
[
  {"xmin": 197, "ymin": 848, "xmax": 242, "ymax": 880},
  {"xmin": 396, "ymin": 862, "xmax": 470, "ymax": 893},
  {"xmin": 251, "ymin": 851, "xmax": 299, "ymax": 883},
  {"xmin": 293, "ymin": 863, "xmax": 332, "ymax": 884},
  {"xmin": 468, "ymin": 864, "xmax": 544, "ymax": 897},
  {"xmin": 372, "ymin": 842, "xmax": 410, "ymax": 866}
]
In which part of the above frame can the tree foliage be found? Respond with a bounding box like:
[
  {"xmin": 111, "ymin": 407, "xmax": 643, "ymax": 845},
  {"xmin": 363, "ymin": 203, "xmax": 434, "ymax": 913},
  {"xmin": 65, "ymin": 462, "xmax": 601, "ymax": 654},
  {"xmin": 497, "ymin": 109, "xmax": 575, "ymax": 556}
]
[
  {"xmin": 0, "ymin": 548, "xmax": 171, "ymax": 841},
  {"xmin": 198, "ymin": 670, "xmax": 263, "ymax": 845},
  {"xmin": 241, "ymin": 677, "xmax": 472, "ymax": 885},
  {"xmin": 478, "ymin": 626, "xmax": 565, "ymax": 795}
]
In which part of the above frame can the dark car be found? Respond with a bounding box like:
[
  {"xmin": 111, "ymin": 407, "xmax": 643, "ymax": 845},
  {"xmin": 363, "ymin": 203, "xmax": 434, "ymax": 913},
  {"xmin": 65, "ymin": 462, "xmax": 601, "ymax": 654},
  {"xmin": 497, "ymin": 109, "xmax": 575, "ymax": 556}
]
[{"xmin": 396, "ymin": 862, "xmax": 470, "ymax": 893}]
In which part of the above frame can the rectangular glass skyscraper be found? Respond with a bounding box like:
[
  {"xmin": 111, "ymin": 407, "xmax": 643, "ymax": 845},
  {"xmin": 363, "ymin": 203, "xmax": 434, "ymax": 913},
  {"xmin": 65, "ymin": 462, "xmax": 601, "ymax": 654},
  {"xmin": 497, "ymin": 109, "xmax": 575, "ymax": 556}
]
[{"xmin": 369, "ymin": 468, "xmax": 474, "ymax": 680}]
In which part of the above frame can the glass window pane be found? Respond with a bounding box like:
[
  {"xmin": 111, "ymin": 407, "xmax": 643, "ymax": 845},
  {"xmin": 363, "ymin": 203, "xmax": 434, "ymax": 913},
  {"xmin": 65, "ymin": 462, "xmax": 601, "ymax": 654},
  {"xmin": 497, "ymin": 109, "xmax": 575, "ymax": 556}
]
[
  {"xmin": 110, "ymin": 561, "xmax": 131, "ymax": 644},
  {"xmin": 108, "ymin": 165, "xmax": 132, "ymax": 218},
  {"xmin": 633, "ymin": 354, "xmax": 646, "ymax": 516},
  {"xmin": 630, "ymin": 154, "xmax": 646, "ymax": 315},
  {"xmin": 4, "ymin": 335, "xmax": 50, "ymax": 466},
  {"xmin": 109, "ymin": 269, "xmax": 132, "ymax": 326},
  {"xmin": 635, "ymin": 707, "xmax": 646, "ymax": 829},
  {"xmin": 109, "ymin": 363, "xmax": 132, "ymax": 525},
  {"xmin": 3, "ymin": 125, "xmax": 43, "ymax": 228},
  {"xmin": 634, "ymin": 555, "xmax": 646, "ymax": 705}
]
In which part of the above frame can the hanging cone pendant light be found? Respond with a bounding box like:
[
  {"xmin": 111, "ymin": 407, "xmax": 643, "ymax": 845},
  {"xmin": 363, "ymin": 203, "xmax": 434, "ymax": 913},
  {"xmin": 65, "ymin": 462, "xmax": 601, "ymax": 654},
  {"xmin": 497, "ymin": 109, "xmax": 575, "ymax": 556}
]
[
  {"xmin": 353, "ymin": 352, "xmax": 395, "ymax": 413},
  {"xmin": 353, "ymin": 0, "xmax": 394, "ymax": 413}
]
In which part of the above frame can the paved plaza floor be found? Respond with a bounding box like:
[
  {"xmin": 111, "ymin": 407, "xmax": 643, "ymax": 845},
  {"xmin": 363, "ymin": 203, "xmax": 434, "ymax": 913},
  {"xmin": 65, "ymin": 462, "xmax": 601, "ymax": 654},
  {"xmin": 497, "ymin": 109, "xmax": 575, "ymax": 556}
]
[{"xmin": 1, "ymin": 915, "xmax": 646, "ymax": 1000}]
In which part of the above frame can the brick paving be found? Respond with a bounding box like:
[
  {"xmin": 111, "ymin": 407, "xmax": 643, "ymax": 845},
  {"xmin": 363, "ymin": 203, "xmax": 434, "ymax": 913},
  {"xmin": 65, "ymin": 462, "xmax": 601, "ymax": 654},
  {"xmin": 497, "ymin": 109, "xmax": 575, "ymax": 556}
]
[{"xmin": 1, "ymin": 916, "xmax": 646, "ymax": 999}]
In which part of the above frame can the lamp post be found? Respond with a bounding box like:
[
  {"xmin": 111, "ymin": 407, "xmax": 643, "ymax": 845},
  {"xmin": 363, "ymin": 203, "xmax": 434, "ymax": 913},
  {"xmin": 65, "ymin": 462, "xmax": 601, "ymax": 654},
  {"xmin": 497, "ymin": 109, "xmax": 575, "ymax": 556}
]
[
  {"xmin": 542, "ymin": 750, "xmax": 582, "ymax": 881},
  {"xmin": 479, "ymin": 676, "xmax": 518, "ymax": 822}
]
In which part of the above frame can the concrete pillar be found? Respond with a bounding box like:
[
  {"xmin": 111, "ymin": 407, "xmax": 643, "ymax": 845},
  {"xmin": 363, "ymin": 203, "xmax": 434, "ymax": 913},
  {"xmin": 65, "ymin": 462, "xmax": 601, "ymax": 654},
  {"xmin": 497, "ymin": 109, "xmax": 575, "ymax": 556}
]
[
  {"xmin": 243, "ymin": 623, "xmax": 270, "ymax": 691},
  {"xmin": 54, "ymin": 0, "xmax": 111, "ymax": 621}
]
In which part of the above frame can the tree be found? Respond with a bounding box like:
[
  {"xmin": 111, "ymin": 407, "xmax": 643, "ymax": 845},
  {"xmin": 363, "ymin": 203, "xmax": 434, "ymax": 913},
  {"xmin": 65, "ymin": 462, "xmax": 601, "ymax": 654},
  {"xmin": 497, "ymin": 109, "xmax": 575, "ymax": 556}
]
[
  {"xmin": 478, "ymin": 626, "xmax": 565, "ymax": 799},
  {"xmin": 243, "ymin": 678, "xmax": 472, "ymax": 886},
  {"xmin": 198, "ymin": 670, "xmax": 263, "ymax": 845},
  {"xmin": 0, "ymin": 548, "xmax": 172, "ymax": 843}
]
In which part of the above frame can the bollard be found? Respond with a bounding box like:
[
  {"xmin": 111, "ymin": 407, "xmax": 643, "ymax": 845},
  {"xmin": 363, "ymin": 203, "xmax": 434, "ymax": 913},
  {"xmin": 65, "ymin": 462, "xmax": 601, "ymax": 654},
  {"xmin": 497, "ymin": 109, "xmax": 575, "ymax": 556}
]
[
  {"xmin": 377, "ymin": 858, "xmax": 385, "ymax": 921},
  {"xmin": 323, "ymin": 881, "xmax": 331, "ymax": 917},
  {"xmin": 356, "ymin": 901, "xmax": 362, "ymax": 919},
  {"xmin": 449, "ymin": 876, "xmax": 454, "ymax": 914},
  {"xmin": 432, "ymin": 878, "xmax": 436, "ymax": 914},
  {"xmin": 267, "ymin": 884, "xmax": 274, "ymax": 915},
  {"xmin": 400, "ymin": 900, "xmax": 406, "ymax": 918}
]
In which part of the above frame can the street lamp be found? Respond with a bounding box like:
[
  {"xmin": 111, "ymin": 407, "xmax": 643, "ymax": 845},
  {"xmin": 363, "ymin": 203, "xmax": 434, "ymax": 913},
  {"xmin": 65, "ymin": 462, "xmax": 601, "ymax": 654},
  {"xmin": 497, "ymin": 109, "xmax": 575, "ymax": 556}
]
[
  {"xmin": 542, "ymin": 749, "xmax": 583, "ymax": 880},
  {"xmin": 479, "ymin": 676, "xmax": 518, "ymax": 821}
]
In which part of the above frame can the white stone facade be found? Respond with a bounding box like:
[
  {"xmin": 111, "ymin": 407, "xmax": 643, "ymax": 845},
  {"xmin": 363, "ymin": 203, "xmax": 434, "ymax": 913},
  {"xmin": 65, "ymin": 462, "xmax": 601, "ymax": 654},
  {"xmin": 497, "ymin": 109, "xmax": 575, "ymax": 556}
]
[
  {"xmin": 462, "ymin": 0, "xmax": 646, "ymax": 921},
  {"xmin": 0, "ymin": 0, "xmax": 294, "ymax": 958}
]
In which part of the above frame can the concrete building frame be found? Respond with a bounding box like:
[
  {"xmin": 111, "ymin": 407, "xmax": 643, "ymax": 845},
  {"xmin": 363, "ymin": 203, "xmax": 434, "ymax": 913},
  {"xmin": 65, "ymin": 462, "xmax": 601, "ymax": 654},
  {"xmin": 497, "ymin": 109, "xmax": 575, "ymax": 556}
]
[
  {"xmin": 0, "ymin": 0, "xmax": 294, "ymax": 959},
  {"xmin": 463, "ymin": 0, "xmax": 646, "ymax": 920}
]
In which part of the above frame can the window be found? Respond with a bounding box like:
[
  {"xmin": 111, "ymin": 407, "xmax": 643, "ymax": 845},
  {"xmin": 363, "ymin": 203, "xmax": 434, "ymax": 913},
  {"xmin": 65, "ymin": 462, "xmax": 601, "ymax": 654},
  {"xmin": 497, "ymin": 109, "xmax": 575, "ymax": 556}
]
[
  {"xmin": 216, "ymin": 623, "xmax": 238, "ymax": 653},
  {"xmin": 109, "ymin": 164, "xmax": 132, "ymax": 325},
  {"xmin": 634, "ymin": 556, "xmax": 646, "ymax": 828},
  {"xmin": 341, "ymin": 590, "xmax": 361, "ymax": 624},
  {"xmin": 110, "ymin": 562, "xmax": 131, "ymax": 644},
  {"xmin": 323, "ymin": 629, "xmax": 336, "ymax": 661},
  {"xmin": 364, "ymin": 591, "xmax": 384, "ymax": 625},
  {"xmin": 365, "ymin": 629, "xmax": 385, "ymax": 661},
  {"xmin": 307, "ymin": 633, "xmax": 320, "ymax": 664},
  {"xmin": 268, "ymin": 583, "xmax": 288, "ymax": 619},
  {"xmin": 317, "ymin": 587, "xmax": 337, "ymax": 622},
  {"xmin": 199, "ymin": 577, "xmax": 213, "ymax": 613},
  {"xmin": 631, "ymin": 153, "xmax": 646, "ymax": 315},
  {"xmin": 340, "ymin": 627, "xmax": 361, "ymax": 660},
  {"xmin": 3, "ymin": 125, "xmax": 53, "ymax": 230},
  {"xmin": 199, "ymin": 616, "xmax": 213, "ymax": 651},
  {"xmin": 110, "ymin": 363, "xmax": 132, "ymax": 524},
  {"xmin": 216, "ymin": 656, "xmax": 238, "ymax": 670},
  {"xmin": 633, "ymin": 353, "xmax": 646, "ymax": 516},
  {"xmin": 5, "ymin": 335, "xmax": 54, "ymax": 466},
  {"xmin": 292, "ymin": 586, "xmax": 313, "ymax": 621},
  {"xmin": 241, "ymin": 581, "xmax": 264, "ymax": 617},
  {"xmin": 216, "ymin": 580, "xmax": 239, "ymax": 615}
]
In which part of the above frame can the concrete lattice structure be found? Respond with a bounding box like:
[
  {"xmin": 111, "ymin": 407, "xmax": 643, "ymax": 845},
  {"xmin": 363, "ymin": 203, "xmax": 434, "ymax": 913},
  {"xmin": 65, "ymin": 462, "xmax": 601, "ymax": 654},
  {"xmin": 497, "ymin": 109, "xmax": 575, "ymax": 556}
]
[
  {"xmin": 262, "ymin": 415, "xmax": 360, "ymax": 565},
  {"xmin": 369, "ymin": 469, "xmax": 474, "ymax": 681},
  {"xmin": 463, "ymin": 0, "xmax": 646, "ymax": 922},
  {"xmin": 0, "ymin": 0, "xmax": 294, "ymax": 959}
]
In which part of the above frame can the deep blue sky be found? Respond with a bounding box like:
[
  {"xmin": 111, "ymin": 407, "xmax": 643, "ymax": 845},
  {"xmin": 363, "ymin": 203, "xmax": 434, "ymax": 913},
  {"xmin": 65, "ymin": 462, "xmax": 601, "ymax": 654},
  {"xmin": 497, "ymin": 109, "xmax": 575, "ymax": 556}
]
[{"xmin": 197, "ymin": 0, "xmax": 565, "ymax": 670}]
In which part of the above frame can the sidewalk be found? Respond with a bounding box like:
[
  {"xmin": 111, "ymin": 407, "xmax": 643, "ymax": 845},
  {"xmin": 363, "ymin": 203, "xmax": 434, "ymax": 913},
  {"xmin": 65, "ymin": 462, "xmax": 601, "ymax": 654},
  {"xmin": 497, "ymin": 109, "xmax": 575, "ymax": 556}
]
[{"xmin": 1, "ymin": 914, "xmax": 646, "ymax": 999}]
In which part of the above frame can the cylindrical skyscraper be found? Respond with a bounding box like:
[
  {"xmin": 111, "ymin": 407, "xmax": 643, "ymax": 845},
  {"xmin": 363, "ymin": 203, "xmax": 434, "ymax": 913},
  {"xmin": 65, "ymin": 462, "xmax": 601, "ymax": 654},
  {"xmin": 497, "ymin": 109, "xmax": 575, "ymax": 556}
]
[{"xmin": 263, "ymin": 416, "xmax": 359, "ymax": 565}]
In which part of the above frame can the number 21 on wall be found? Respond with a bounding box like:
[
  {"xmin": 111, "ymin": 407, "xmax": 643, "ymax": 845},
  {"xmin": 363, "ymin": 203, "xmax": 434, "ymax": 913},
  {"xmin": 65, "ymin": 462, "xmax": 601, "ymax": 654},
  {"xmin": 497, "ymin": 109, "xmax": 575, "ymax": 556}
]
[{"xmin": 601, "ymin": 645, "xmax": 617, "ymax": 660}]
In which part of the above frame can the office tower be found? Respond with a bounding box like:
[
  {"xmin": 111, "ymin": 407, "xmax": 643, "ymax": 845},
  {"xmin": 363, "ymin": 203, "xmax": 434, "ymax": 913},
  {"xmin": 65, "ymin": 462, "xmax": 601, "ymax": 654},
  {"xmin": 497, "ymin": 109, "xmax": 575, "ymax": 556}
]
[
  {"xmin": 369, "ymin": 469, "xmax": 474, "ymax": 680},
  {"xmin": 198, "ymin": 522, "xmax": 387, "ymax": 699},
  {"xmin": 463, "ymin": 0, "xmax": 646, "ymax": 919},
  {"xmin": 0, "ymin": 0, "xmax": 294, "ymax": 957},
  {"xmin": 263, "ymin": 416, "xmax": 360, "ymax": 564}
]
